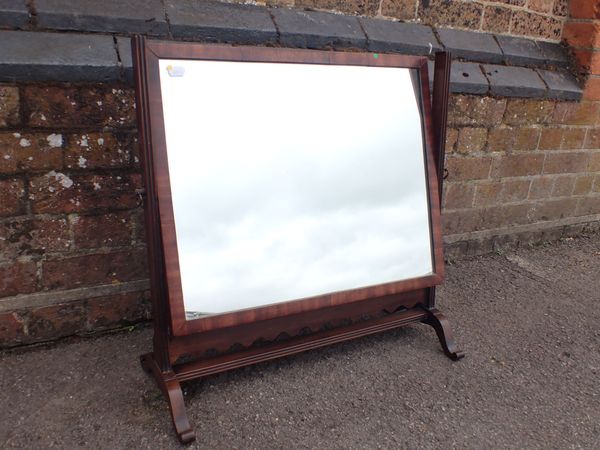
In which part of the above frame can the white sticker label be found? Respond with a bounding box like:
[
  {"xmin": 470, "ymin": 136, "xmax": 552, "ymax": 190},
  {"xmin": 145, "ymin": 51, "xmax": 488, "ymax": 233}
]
[{"xmin": 166, "ymin": 65, "xmax": 185, "ymax": 77}]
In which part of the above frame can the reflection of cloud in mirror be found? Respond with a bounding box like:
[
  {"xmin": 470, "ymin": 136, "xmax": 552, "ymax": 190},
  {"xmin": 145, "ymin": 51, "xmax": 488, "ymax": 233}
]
[{"xmin": 158, "ymin": 59, "xmax": 432, "ymax": 316}]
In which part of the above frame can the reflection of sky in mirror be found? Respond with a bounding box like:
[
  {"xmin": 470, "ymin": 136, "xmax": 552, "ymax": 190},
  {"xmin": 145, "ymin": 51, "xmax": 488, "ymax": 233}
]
[{"xmin": 158, "ymin": 59, "xmax": 433, "ymax": 316}]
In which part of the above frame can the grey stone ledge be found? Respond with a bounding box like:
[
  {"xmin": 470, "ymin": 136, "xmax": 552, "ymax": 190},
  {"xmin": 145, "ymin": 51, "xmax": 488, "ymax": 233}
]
[
  {"xmin": 0, "ymin": 30, "xmax": 119, "ymax": 82},
  {"xmin": 272, "ymin": 8, "xmax": 366, "ymax": 50},
  {"xmin": 35, "ymin": 0, "xmax": 168, "ymax": 35},
  {"xmin": 360, "ymin": 18, "xmax": 441, "ymax": 56},
  {"xmin": 536, "ymin": 69, "xmax": 583, "ymax": 101},
  {"xmin": 537, "ymin": 41, "xmax": 570, "ymax": 67},
  {"xmin": 450, "ymin": 62, "xmax": 489, "ymax": 95},
  {"xmin": 483, "ymin": 64, "xmax": 547, "ymax": 98},
  {"xmin": 437, "ymin": 28, "xmax": 503, "ymax": 64},
  {"xmin": 167, "ymin": 0, "xmax": 277, "ymax": 45},
  {"xmin": 0, "ymin": 0, "xmax": 29, "ymax": 28},
  {"xmin": 495, "ymin": 35, "xmax": 547, "ymax": 67}
]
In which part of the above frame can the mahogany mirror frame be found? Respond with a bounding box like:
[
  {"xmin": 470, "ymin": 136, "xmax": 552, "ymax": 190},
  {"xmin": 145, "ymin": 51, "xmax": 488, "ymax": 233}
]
[{"xmin": 132, "ymin": 36, "xmax": 463, "ymax": 444}]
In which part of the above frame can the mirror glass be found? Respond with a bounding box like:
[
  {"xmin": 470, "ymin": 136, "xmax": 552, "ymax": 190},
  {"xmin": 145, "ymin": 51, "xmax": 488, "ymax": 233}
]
[{"xmin": 158, "ymin": 59, "xmax": 433, "ymax": 319}]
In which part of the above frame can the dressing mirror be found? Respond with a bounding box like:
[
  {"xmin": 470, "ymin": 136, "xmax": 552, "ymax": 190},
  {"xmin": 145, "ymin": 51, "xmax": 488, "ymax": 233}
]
[{"xmin": 133, "ymin": 38, "xmax": 462, "ymax": 444}]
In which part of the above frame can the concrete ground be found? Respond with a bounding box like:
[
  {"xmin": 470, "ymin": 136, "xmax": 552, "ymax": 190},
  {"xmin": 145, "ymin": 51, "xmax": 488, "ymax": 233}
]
[{"xmin": 1, "ymin": 233, "xmax": 600, "ymax": 450}]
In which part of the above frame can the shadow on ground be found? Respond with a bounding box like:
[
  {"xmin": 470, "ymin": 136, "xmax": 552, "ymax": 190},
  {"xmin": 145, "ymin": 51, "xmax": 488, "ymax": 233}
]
[{"xmin": 1, "ymin": 234, "xmax": 600, "ymax": 449}]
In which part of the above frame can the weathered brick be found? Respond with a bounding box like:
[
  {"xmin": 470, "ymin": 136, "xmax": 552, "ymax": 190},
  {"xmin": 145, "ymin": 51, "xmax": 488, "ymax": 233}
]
[
  {"xmin": 589, "ymin": 152, "xmax": 600, "ymax": 171},
  {"xmin": 481, "ymin": 203, "xmax": 533, "ymax": 228},
  {"xmin": 551, "ymin": 175, "xmax": 576, "ymax": 197},
  {"xmin": 131, "ymin": 208, "xmax": 146, "ymax": 244},
  {"xmin": 481, "ymin": 6, "xmax": 511, "ymax": 33},
  {"xmin": 29, "ymin": 173, "xmax": 138, "ymax": 214},
  {"xmin": 576, "ymin": 195, "xmax": 600, "ymax": 215},
  {"xmin": 474, "ymin": 179, "xmax": 530, "ymax": 206},
  {"xmin": 449, "ymin": 95, "xmax": 506, "ymax": 126},
  {"xmin": 573, "ymin": 174, "xmax": 595, "ymax": 195},
  {"xmin": 71, "ymin": 212, "xmax": 132, "ymax": 249},
  {"xmin": 543, "ymin": 152, "xmax": 589, "ymax": 174},
  {"xmin": 0, "ymin": 132, "xmax": 63, "ymax": 174},
  {"xmin": 443, "ymin": 182, "xmax": 474, "ymax": 209},
  {"xmin": 0, "ymin": 86, "xmax": 19, "ymax": 127},
  {"xmin": 561, "ymin": 128, "xmax": 586, "ymax": 150},
  {"xmin": 487, "ymin": 127, "xmax": 514, "ymax": 153},
  {"xmin": 492, "ymin": 154, "xmax": 545, "ymax": 177},
  {"xmin": 456, "ymin": 127, "xmax": 487, "ymax": 154},
  {"xmin": 0, "ymin": 178, "xmax": 25, "ymax": 217},
  {"xmin": 572, "ymin": 50, "xmax": 600, "ymax": 74},
  {"xmin": 529, "ymin": 176, "xmax": 554, "ymax": 199},
  {"xmin": 513, "ymin": 128, "xmax": 541, "ymax": 151},
  {"xmin": 445, "ymin": 128, "xmax": 458, "ymax": 154},
  {"xmin": 418, "ymin": 0, "xmax": 483, "ymax": 29},
  {"xmin": 0, "ymin": 217, "xmax": 70, "ymax": 261},
  {"xmin": 42, "ymin": 249, "xmax": 148, "ymax": 290},
  {"xmin": 583, "ymin": 77, "xmax": 600, "ymax": 101},
  {"xmin": 510, "ymin": 10, "xmax": 562, "ymax": 41},
  {"xmin": 552, "ymin": 101, "xmax": 600, "ymax": 126},
  {"xmin": 445, "ymin": 156, "xmax": 491, "ymax": 181},
  {"xmin": 584, "ymin": 128, "xmax": 600, "ymax": 149},
  {"xmin": 0, "ymin": 260, "xmax": 37, "ymax": 297},
  {"xmin": 531, "ymin": 198, "xmax": 578, "ymax": 221},
  {"xmin": 64, "ymin": 132, "xmax": 133, "ymax": 170},
  {"xmin": 538, "ymin": 127, "xmax": 564, "ymax": 150},
  {"xmin": 87, "ymin": 290, "xmax": 151, "ymax": 329},
  {"xmin": 553, "ymin": 0, "xmax": 568, "ymax": 16},
  {"xmin": 22, "ymin": 86, "xmax": 135, "ymax": 128},
  {"xmin": 297, "ymin": 0, "xmax": 381, "ymax": 15},
  {"xmin": 528, "ymin": 0, "xmax": 554, "ymax": 13},
  {"xmin": 503, "ymin": 99, "xmax": 555, "ymax": 126},
  {"xmin": 380, "ymin": 0, "xmax": 417, "ymax": 20},
  {"xmin": 27, "ymin": 302, "xmax": 86, "ymax": 341},
  {"xmin": 0, "ymin": 312, "xmax": 26, "ymax": 345}
]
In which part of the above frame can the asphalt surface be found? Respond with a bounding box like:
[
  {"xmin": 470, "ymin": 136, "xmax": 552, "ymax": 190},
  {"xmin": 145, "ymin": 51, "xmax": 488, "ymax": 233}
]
[{"xmin": 1, "ymin": 233, "xmax": 600, "ymax": 449}]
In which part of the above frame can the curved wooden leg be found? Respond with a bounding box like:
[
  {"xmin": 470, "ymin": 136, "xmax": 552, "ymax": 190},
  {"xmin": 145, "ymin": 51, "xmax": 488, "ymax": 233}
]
[
  {"xmin": 140, "ymin": 353, "xmax": 196, "ymax": 444},
  {"xmin": 422, "ymin": 309, "xmax": 465, "ymax": 361}
]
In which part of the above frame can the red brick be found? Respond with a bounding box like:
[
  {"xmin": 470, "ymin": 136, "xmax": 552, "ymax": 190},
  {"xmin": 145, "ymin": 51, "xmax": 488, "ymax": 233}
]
[
  {"xmin": 71, "ymin": 212, "xmax": 132, "ymax": 249},
  {"xmin": 531, "ymin": 198, "xmax": 578, "ymax": 221},
  {"xmin": 474, "ymin": 181, "xmax": 502, "ymax": 207},
  {"xmin": 593, "ymin": 175, "xmax": 600, "ymax": 193},
  {"xmin": 445, "ymin": 128, "xmax": 458, "ymax": 154},
  {"xmin": 543, "ymin": 152, "xmax": 589, "ymax": 174},
  {"xmin": 0, "ymin": 217, "xmax": 70, "ymax": 261},
  {"xmin": 131, "ymin": 208, "xmax": 146, "ymax": 244},
  {"xmin": 573, "ymin": 50, "xmax": 600, "ymax": 74},
  {"xmin": 527, "ymin": 0, "xmax": 554, "ymax": 13},
  {"xmin": 585, "ymin": 128, "xmax": 600, "ymax": 146},
  {"xmin": 569, "ymin": 0, "xmax": 600, "ymax": 19},
  {"xmin": 449, "ymin": 95, "xmax": 506, "ymax": 126},
  {"xmin": 27, "ymin": 302, "xmax": 86, "ymax": 341},
  {"xmin": 0, "ymin": 260, "xmax": 37, "ymax": 297},
  {"xmin": 510, "ymin": 11, "xmax": 562, "ymax": 40},
  {"xmin": 0, "ymin": 132, "xmax": 63, "ymax": 174},
  {"xmin": 491, "ymin": 154, "xmax": 545, "ymax": 177},
  {"xmin": 456, "ymin": 127, "xmax": 487, "ymax": 154},
  {"xmin": 22, "ymin": 86, "xmax": 135, "ymax": 128},
  {"xmin": 561, "ymin": 128, "xmax": 586, "ymax": 150},
  {"xmin": 562, "ymin": 22, "xmax": 600, "ymax": 49},
  {"xmin": 552, "ymin": 101, "xmax": 600, "ymax": 126},
  {"xmin": 64, "ymin": 132, "xmax": 134, "ymax": 170},
  {"xmin": 583, "ymin": 77, "xmax": 600, "ymax": 101},
  {"xmin": 0, "ymin": 178, "xmax": 25, "ymax": 217},
  {"xmin": 513, "ymin": 128, "xmax": 541, "ymax": 151},
  {"xmin": 445, "ymin": 156, "xmax": 491, "ymax": 181},
  {"xmin": 576, "ymin": 195, "xmax": 600, "ymax": 215},
  {"xmin": 29, "ymin": 173, "xmax": 138, "ymax": 214},
  {"xmin": 87, "ymin": 290, "xmax": 151, "ymax": 329},
  {"xmin": 529, "ymin": 176, "xmax": 554, "ymax": 200},
  {"xmin": 0, "ymin": 86, "xmax": 19, "ymax": 127},
  {"xmin": 538, "ymin": 127, "xmax": 564, "ymax": 150},
  {"xmin": 551, "ymin": 175, "xmax": 576, "ymax": 197},
  {"xmin": 487, "ymin": 127, "xmax": 514, "ymax": 153},
  {"xmin": 482, "ymin": 6, "xmax": 511, "ymax": 33},
  {"xmin": 573, "ymin": 174, "xmax": 595, "ymax": 195},
  {"xmin": 42, "ymin": 249, "xmax": 148, "ymax": 290},
  {"xmin": 381, "ymin": 0, "xmax": 417, "ymax": 19},
  {"xmin": 0, "ymin": 312, "xmax": 26, "ymax": 344},
  {"xmin": 443, "ymin": 182, "xmax": 474, "ymax": 209},
  {"xmin": 474, "ymin": 179, "xmax": 530, "ymax": 206},
  {"xmin": 589, "ymin": 152, "xmax": 600, "ymax": 171},
  {"xmin": 503, "ymin": 99, "xmax": 555, "ymax": 126}
]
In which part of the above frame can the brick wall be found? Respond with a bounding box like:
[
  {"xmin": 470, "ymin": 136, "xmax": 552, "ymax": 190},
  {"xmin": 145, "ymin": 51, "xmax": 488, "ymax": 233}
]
[
  {"xmin": 258, "ymin": 0, "xmax": 568, "ymax": 41},
  {"xmin": 0, "ymin": 84, "xmax": 151, "ymax": 345}
]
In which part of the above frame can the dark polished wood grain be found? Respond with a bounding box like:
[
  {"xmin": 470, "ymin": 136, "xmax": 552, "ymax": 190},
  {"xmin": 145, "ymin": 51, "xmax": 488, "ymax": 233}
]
[{"xmin": 133, "ymin": 37, "xmax": 463, "ymax": 444}]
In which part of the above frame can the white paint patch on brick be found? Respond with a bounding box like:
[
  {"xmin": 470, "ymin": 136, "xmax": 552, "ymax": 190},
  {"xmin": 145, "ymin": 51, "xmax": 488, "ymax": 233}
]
[
  {"xmin": 93, "ymin": 182, "xmax": 101, "ymax": 191},
  {"xmin": 46, "ymin": 134, "xmax": 63, "ymax": 148},
  {"xmin": 12, "ymin": 133, "xmax": 20, "ymax": 138},
  {"xmin": 47, "ymin": 170, "xmax": 74, "ymax": 189},
  {"xmin": 19, "ymin": 138, "xmax": 31, "ymax": 147},
  {"xmin": 97, "ymin": 138, "xmax": 104, "ymax": 146},
  {"xmin": 80, "ymin": 136, "xmax": 89, "ymax": 147},
  {"xmin": 77, "ymin": 156, "xmax": 87, "ymax": 168}
]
